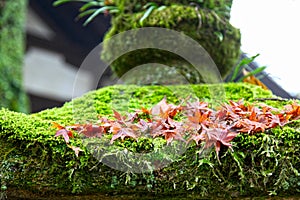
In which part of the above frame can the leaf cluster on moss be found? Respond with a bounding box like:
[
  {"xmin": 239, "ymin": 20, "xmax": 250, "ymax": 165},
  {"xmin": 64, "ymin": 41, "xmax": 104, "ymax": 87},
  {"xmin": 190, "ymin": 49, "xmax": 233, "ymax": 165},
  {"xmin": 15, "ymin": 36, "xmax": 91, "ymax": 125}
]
[{"xmin": 53, "ymin": 95, "xmax": 300, "ymax": 168}]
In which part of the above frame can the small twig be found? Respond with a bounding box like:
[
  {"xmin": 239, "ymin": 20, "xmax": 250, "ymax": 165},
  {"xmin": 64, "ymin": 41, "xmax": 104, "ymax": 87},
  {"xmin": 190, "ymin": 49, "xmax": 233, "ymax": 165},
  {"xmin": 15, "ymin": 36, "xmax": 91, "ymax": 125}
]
[
  {"xmin": 254, "ymin": 97, "xmax": 290, "ymax": 102},
  {"xmin": 190, "ymin": 2, "xmax": 202, "ymax": 32}
]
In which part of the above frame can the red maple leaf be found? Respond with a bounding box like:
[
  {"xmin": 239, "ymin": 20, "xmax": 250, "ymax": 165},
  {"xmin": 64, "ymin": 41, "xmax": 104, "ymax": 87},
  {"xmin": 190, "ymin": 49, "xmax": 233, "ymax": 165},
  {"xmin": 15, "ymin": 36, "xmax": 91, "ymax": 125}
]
[
  {"xmin": 110, "ymin": 128, "xmax": 138, "ymax": 144},
  {"xmin": 151, "ymin": 97, "xmax": 182, "ymax": 119},
  {"xmin": 283, "ymin": 102, "xmax": 300, "ymax": 121},
  {"xmin": 78, "ymin": 124, "xmax": 104, "ymax": 138},
  {"xmin": 53, "ymin": 122, "xmax": 74, "ymax": 143},
  {"xmin": 203, "ymin": 127, "xmax": 238, "ymax": 161}
]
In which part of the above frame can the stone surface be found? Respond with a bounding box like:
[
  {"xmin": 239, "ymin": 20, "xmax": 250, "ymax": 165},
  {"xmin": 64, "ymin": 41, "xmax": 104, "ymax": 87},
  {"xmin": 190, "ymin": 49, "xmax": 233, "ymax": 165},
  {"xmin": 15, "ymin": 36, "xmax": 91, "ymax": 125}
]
[{"xmin": 0, "ymin": 83, "xmax": 299, "ymax": 198}]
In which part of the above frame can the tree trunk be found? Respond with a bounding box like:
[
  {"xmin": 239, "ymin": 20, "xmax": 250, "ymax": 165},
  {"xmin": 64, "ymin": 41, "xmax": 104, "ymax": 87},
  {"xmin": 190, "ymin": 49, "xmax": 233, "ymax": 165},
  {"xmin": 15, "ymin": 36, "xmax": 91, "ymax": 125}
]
[{"xmin": 0, "ymin": 0, "xmax": 29, "ymax": 113}]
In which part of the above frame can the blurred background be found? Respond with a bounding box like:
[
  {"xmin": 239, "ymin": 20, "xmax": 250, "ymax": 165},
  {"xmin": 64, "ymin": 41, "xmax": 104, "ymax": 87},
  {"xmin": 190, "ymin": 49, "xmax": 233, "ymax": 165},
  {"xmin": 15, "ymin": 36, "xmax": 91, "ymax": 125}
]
[
  {"xmin": 230, "ymin": 0, "xmax": 300, "ymax": 99},
  {"xmin": 24, "ymin": 0, "xmax": 111, "ymax": 112},
  {"xmin": 13, "ymin": 0, "xmax": 300, "ymax": 112}
]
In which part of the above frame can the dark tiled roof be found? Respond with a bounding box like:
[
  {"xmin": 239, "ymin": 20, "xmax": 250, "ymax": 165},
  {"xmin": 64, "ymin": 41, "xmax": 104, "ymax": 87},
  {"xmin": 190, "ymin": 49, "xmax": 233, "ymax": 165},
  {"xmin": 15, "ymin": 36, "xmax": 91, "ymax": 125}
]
[{"xmin": 28, "ymin": 0, "xmax": 111, "ymax": 67}]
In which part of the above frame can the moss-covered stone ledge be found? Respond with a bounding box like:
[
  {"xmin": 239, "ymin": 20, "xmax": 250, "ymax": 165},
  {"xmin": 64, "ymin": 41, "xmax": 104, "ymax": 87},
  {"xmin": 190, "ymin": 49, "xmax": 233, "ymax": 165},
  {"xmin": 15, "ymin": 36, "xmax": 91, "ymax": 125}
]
[{"xmin": 0, "ymin": 83, "xmax": 299, "ymax": 199}]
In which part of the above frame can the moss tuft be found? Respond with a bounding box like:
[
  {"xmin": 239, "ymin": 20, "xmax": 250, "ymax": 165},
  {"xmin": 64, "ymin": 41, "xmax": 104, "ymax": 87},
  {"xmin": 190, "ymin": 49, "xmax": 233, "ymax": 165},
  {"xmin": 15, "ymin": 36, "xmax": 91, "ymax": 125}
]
[{"xmin": 113, "ymin": 0, "xmax": 234, "ymax": 20}]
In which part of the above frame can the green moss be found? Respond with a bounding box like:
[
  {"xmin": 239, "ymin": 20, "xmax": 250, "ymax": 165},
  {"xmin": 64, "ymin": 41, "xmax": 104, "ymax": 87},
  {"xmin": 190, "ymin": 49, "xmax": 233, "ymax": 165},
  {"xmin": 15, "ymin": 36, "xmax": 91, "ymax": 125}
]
[
  {"xmin": 34, "ymin": 83, "xmax": 272, "ymax": 124},
  {"xmin": 1, "ymin": 83, "xmax": 299, "ymax": 198},
  {"xmin": 0, "ymin": 0, "xmax": 29, "ymax": 113},
  {"xmin": 114, "ymin": 0, "xmax": 233, "ymax": 20},
  {"xmin": 101, "ymin": 5, "xmax": 241, "ymax": 81}
]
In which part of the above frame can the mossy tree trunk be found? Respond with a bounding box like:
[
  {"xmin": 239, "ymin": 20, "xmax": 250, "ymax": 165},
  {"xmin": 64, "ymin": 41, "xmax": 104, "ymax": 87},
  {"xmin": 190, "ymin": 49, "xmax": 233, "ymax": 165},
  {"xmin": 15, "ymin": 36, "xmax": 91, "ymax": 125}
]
[
  {"xmin": 0, "ymin": 0, "xmax": 29, "ymax": 113},
  {"xmin": 101, "ymin": 0, "xmax": 241, "ymax": 83}
]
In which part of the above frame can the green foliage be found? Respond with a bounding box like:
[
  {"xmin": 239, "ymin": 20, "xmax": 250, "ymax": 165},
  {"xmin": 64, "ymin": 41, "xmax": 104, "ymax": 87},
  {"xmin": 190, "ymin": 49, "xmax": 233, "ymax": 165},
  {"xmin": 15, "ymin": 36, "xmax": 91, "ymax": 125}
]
[
  {"xmin": 53, "ymin": 0, "xmax": 90, "ymax": 6},
  {"xmin": 0, "ymin": 0, "xmax": 29, "ymax": 113},
  {"xmin": 53, "ymin": 0, "xmax": 234, "ymax": 21},
  {"xmin": 229, "ymin": 54, "xmax": 267, "ymax": 82},
  {"xmin": 53, "ymin": 0, "xmax": 119, "ymax": 25},
  {"xmin": 139, "ymin": 2, "xmax": 167, "ymax": 26}
]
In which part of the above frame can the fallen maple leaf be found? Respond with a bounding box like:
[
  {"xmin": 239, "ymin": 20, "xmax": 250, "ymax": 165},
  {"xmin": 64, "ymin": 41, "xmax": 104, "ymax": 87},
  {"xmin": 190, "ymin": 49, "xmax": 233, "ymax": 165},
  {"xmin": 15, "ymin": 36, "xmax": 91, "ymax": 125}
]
[
  {"xmin": 187, "ymin": 131, "xmax": 206, "ymax": 145},
  {"xmin": 203, "ymin": 127, "xmax": 238, "ymax": 162},
  {"xmin": 53, "ymin": 122, "xmax": 73, "ymax": 143},
  {"xmin": 283, "ymin": 102, "xmax": 300, "ymax": 121},
  {"xmin": 110, "ymin": 128, "xmax": 138, "ymax": 144},
  {"xmin": 151, "ymin": 97, "xmax": 182, "ymax": 119},
  {"xmin": 78, "ymin": 124, "xmax": 104, "ymax": 138}
]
